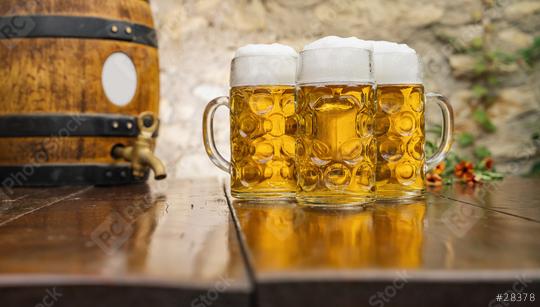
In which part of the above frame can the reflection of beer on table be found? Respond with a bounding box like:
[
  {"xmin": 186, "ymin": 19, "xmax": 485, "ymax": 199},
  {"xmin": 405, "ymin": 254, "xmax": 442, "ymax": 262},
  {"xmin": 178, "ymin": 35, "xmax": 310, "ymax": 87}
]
[
  {"xmin": 234, "ymin": 203, "xmax": 300, "ymax": 270},
  {"xmin": 296, "ymin": 202, "xmax": 425, "ymax": 268},
  {"xmin": 234, "ymin": 202, "xmax": 375, "ymax": 270},
  {"xmin": 233, "ymin": 200, "xmax": 426, "ymax": 270},
  {"xmin": 373, "ymin": 202, "xmax": 426, "ymax": 267},
  {"xmin": 296, "ymin": 208, "xmax": 375, "ymax": 268}
]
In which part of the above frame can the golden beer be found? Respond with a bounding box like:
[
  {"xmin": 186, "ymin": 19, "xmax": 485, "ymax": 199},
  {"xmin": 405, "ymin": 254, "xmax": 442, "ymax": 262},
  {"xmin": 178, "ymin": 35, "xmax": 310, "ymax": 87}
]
[
  {"xmin": 203, "ymin": 44, "xmax": 298, "ymax": 199},
  {"xmin": 373, "ymin": 201, "xmax": 425, "ymax": 267},
  {"xmin": 376, "ymin": 84, "xmax": 426, "ymax": 199},
  {"xmin": 233, "ymin": 199, "xmax": 425, "ymax": 269},
  {"xmin": 230, "ymin": 85, "xmax": 297, "ymax": 197},
  {"xmin": 296, "ymin": 84, "xmax": 377, "ymax": 205},
  {"xmin": 295, "ymin": 37, "xmax": 377, "ymax": 206},
  {"xmin": 370, "ymin": 41, "xmax": 453, "ymax": 200}
]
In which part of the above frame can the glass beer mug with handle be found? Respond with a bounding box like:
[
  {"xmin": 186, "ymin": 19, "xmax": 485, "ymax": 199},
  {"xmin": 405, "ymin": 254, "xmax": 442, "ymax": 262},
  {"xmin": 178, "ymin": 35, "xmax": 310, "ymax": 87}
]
[
  {"xmin": 203, "ymin": 44, "xmax": 299, "ymax": 200},
  {"xmin": 372, "ymin": 41, "xmax": 454, "ymax": 200},
  {"xmin": 296, "ymin": 37, "xmax": 377, "ymax": 207}
]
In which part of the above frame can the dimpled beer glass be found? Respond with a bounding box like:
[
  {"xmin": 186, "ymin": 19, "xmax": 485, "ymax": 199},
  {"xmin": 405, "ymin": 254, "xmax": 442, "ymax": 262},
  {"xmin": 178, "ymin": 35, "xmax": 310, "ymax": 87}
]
[
  {"xmin": 296, "ymin": 37, "xmax": 377, "ymax": 207},
  {"xmin": 371, "ymin": 42, "xmax": 454, "ymax": 200},
  {"xmin": 203, "ymin": 44, "xmax": 298, "ymax": 199}
]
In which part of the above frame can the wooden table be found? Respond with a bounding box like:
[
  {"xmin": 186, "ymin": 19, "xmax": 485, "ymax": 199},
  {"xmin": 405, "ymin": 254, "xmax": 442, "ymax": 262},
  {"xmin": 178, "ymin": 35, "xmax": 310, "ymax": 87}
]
[{"xmin": 0, "ymin": 177, "xmax": 539, "ymax": 307}]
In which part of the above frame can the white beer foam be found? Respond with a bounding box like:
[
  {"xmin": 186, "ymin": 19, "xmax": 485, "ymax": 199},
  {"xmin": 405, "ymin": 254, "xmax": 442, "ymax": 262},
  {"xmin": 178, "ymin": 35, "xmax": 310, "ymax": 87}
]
[
  {"xmin": 370, "ymin": 40, "xmax": 423, "ymax": 84},
  {"xmin": 298, "ymin": 36, "xmax": 374, "ymax": 85},
  {"xmin": 303, "ymin": 36, "xmax": 373, "ymax": 51},
  {"xmin": 231, "ymin": 44, "xmax": 298, "ymax": 87},
  {"xmin": 235, "ymin": 43, "xmax": 298, "ymax": 58},
  {"xmin": 371, "ymin": 40, "xmax": 415, "ymax": 54}
]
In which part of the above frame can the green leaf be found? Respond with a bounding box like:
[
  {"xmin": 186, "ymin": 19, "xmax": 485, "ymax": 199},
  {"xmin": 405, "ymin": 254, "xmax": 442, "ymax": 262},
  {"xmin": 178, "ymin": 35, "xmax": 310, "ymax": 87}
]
[
  {"xmin": 473, "ymin": 60, "xmax": 487, "ymax": 75},
  {"xmin": 446, "ymin": 151, "xmax": 461, "ymax": 164},
  {"xmin": 529, "ymin": 161, "xmax": 540, "ymax": 177},
  {"xmin": 426, "ymin": 124, "xmax": 442, "ymax": 135},
  {"xmin": 490, "ymin": 172, "xmax": 504, "ymax": 180},
  {"xmin": 500, "ymin": 52, "xmax": 517, "ymax": 64},
  {"xmin": 475, "ymin": 170, "xmax": 504, "ymax": 181},
  {"xmin": 425, "ymin": 140, "xmax": 437, "ymax": 158},
  {"xmin": 443, "ymin": 177, "xmax": 455, "ymax": 185},
  {"xmin": 470, "ymin": 37, "xmax": 483, "ymax": 51},
  {"xmin": 472, "ymin": 84, "xmax": 489, "ymax": 99},
  {"xmin": 487, "ymin": 76, "xmax": 500, "ymax": 86},
  {"xmin": 474, "ymin": 146, "xmax": 491, "ymax": 160},
  {"xmin": 458, "ymin": 132, "xmax": 474, "ymax": 147},
  {"xmin": 442, "ymin": 152, "xmax": 460, "ymax": 176},
  {"xmin": 473, "ymin": 109, "xmax": 496, "ymax": 132},
  {"xmin": 489, "ymin": 51, "xmax": 517, "ymax": 64},
  {"xmin": 520, "ymin": 36, "xmax": 540, "ymax": 66}
]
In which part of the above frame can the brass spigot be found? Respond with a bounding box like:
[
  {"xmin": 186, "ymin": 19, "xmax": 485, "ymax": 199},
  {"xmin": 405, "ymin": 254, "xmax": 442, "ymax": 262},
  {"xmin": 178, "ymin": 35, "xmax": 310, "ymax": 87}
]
[{"xmin": 112, "ymin": 112, "xmax": 167, "ymax": 180}]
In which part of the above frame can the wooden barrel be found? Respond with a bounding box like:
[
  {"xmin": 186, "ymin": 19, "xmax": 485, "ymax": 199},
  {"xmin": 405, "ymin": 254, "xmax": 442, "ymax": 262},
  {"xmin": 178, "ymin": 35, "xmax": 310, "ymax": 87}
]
[{"xmin": 0, "ymin": 0, "xmax": 163, "ymax": 189}]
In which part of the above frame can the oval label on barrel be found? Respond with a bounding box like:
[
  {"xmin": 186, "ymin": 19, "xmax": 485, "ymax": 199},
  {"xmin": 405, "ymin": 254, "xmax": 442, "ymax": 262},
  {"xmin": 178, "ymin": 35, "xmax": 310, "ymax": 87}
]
[{"xmin": 102, "ymin": 52, "xmax": 138, "ymax": 107}]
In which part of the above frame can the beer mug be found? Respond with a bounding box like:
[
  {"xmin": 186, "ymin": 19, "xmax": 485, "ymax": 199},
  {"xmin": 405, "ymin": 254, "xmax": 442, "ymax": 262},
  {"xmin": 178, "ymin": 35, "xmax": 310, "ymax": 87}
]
[
  {"xmin": 372, "ymin": 42, "xmax": 454, "ymax": 200},
  {"xmin": 203, "ymin": 44, "xmax": 298, "ymax": 199},
  {"xmin": 296, "ymin": 37, "xmax": 377, "ymax": 206}
]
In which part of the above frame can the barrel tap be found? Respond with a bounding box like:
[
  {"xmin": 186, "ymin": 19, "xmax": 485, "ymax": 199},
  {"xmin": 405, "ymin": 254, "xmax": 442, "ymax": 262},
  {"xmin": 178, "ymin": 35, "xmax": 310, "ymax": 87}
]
[{"xmin": 112, "ymin": 112, "xmax": 167, "ymax": 180}]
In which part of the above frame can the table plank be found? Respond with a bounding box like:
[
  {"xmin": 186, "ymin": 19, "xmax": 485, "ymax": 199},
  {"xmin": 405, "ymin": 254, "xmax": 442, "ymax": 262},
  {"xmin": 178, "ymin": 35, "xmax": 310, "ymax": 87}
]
[
  {"xmin": 0, "ymin": 179, "xmax": 251, "ymax": 307},
  {"xmin": 0, "ymin": 186, "xmax": 91, "ymax": 226},
  {"xmin": 433, "ymin": 176, "xmax": 540, "ymax": 223},
  {"xmin": 229, "ymin": 184, "xmax": 540, "ymax": 307}
]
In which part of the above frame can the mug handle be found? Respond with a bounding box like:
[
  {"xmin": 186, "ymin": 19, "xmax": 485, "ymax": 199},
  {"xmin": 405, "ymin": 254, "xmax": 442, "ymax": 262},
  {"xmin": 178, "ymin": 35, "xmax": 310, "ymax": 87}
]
[
  {"xmin": 203, "ymin": 96, "xmax": 231, "ymax": 172},
  {"xmin": 425, "ymin": 92, "xmax": 454, "ymax": 171}
]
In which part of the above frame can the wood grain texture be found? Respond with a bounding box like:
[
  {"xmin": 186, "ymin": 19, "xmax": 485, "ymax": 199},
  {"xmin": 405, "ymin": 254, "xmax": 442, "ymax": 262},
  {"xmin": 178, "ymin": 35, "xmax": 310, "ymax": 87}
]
[
  {"xmin": 229, "ymin": 178, "xmax": 540, "ymax": 307},
  {"xmin": 1, "ymin": 178, "xmax": 540, "ymax": 307},
  {"xmin": 0, "ymin": 1, "xmax": 159, "ymax": 173},
  {"xmin": 433, "ymin": 176, "xmax": 540, "ymax": 222},
  {"xmin": 0, "ymin": 0, "xmax": 154, "ymax": 28},
  {"xmin": 0, "ymin": 39, "xmax": 159, "ymax": 115},
  {"xmin": 0, "ymin": 137, "xmax": 135, "ymax": 164},
  {"xmin": 0, "ymin": 186, "xmax": 90, "ymax": 226},
  {"xmin": 0, "ymin": 179, "xmax": 251, "ymax": 307}
]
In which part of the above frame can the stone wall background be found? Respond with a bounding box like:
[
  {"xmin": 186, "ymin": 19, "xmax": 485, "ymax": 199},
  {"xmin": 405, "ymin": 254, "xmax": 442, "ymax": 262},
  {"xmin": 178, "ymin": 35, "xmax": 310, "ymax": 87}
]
[{"xmin": 150, "ymin": 0, "xmax": 540, "ymax": 179}]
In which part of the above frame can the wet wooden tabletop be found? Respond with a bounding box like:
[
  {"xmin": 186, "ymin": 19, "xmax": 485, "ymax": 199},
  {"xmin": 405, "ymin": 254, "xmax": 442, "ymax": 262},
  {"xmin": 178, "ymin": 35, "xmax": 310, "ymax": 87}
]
[
  {"xmin": 0, "ymin": 177, "xmax": 539, "ymax": 307},
  {"xmin": 0, "ymin": 179, "xmax": 251, "ymax": 307},
  {"xmin": 228, "ymin": 177, "xmax": 540, "ymax": 307}
]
